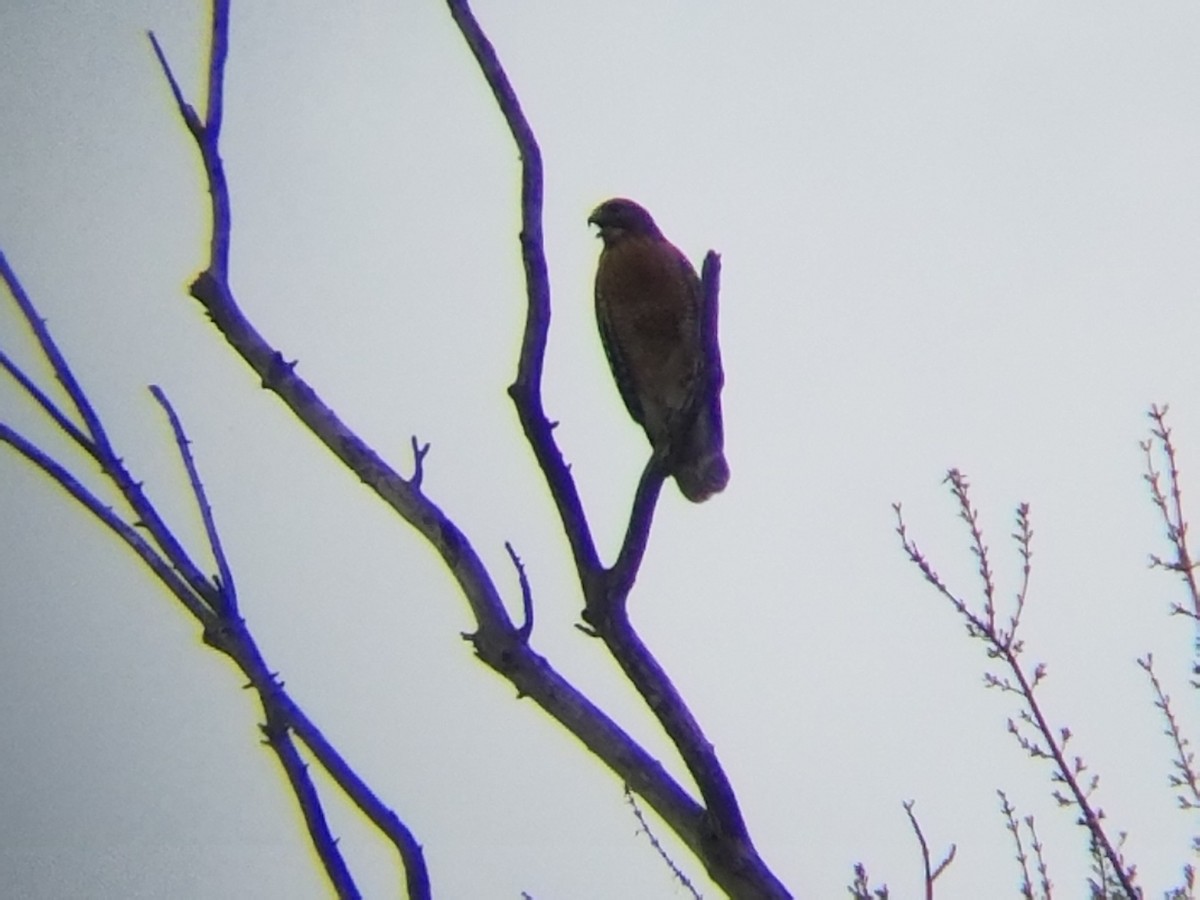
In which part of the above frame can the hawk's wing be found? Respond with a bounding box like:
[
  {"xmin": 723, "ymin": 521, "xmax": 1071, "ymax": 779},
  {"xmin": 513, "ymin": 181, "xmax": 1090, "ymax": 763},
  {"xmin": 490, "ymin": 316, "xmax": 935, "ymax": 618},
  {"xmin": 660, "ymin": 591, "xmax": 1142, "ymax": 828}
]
[
  {"xmin": 594, "ymin": 233, "xmax": 706, "ymax": 450},
  {"xmin": 595, "ymin": 281, "xmax": 645, "ymax": 425}
]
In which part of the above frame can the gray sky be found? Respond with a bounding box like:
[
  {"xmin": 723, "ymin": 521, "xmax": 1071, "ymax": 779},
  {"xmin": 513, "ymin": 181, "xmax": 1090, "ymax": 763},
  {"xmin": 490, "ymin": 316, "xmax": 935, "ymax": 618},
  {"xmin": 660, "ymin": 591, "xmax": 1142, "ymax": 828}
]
[{"xmin": 2, "ymin": 2, "xmax": 1198, "ymax": 897}]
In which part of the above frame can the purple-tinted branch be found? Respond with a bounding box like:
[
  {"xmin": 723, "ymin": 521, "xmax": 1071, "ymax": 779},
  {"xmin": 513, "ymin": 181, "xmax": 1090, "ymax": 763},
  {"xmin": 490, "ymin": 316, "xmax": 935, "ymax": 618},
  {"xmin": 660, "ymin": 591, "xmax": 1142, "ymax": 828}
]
[
  {"xmin": 2, "ymin": 251, "xmax": 220, "ymax": 606},
  {"xmin": 998, "ymin": 791, "xmax": 1037, "ymax": 900},
  {"xmin": 0, "ymin": 349, "xmax": 92, "ymax": 452},
  {"xmin": 152, "ymin": 6, "xmax": 720, "ymax": 890},
  {"xmin": 441, "ymin": 6, "xmax": 783, "ymax": 893},
  {"xmin": 446, "ymin": 0, "xmax": 602, "ymax": 587},
  {"xmin": 261, "ymin": 709, "xmax": 360, "ymax": 899},
  {"xmin": 606, "ymin": 458, "xmax": 667, "ymax": 600},
  {"xmin": 624, "ymin": 785, "xmax": 702, "ymax": 900},
  {"xmin": 147, "ymin": 31, "xmax": 201, "ymax": 137},
  {"xmin": 505, "ymin": 540, "xmax": 534, "ymax": 641},
  {"xmin": 0, "ymin": 423, "xmax": 214, "ymax": 625},
  {"xmin": 205, "ymin": 0, "xmax": 229, "ymax": 139},
  {"xmin": 905, "ymin": 800, "xmax": 934, "ymax": 900},
  {"xmin": 149, "ymin": 385, "xmax": 236, "ymax": 613},
  {"xmin": 277, "ymin": 691, "xmax": 430, "ymax": 900},
  {"xmin": 0, "ymin": 250, "xmax": 115, "ymax": 459}
]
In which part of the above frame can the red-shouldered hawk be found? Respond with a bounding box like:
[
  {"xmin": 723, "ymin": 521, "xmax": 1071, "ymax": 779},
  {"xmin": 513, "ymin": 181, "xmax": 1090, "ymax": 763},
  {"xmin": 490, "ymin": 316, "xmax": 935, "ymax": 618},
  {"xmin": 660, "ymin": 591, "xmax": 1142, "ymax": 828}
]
[{"xmin": 589, "ymin": 198, "xmax": 729, "ymax": 502}]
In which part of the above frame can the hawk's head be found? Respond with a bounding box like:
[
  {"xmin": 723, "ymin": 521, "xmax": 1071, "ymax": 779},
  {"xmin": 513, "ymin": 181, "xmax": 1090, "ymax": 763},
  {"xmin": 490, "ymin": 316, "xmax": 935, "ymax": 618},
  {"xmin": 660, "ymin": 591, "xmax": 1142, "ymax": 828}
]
[{"xmin": 588, "ymin": 198, "xmax": 663, "ymax": 245}]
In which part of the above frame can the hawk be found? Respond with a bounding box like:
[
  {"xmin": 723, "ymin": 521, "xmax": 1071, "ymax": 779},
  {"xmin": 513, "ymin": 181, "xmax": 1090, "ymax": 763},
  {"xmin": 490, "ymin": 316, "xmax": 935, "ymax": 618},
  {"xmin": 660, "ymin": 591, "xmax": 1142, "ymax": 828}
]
[{"xmin": 589, "ymin": 197, "xmax": 729, "ymax": 502}]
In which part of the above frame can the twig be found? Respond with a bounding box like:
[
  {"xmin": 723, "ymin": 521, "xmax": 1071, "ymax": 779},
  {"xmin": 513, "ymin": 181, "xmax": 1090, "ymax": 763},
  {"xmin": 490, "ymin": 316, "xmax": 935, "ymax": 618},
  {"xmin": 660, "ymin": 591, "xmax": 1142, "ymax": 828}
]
[
  {"xmin": 999, "ymin": 790, "xmax": 1053, "ymax": 900},
  {"xmin": 625, "ymin": 784, "xmax": 702, "ymax": 900},
  {"xmin": 0, "ymin": 423, "xmax": 214, "ymax": 624},
  {"xmin": 902, "ymin": 800, "xmax": 955, "ymax": 900},
  {"xmin": 0, "ymin": 349, "xmax": 92, "ymax": 450},
  {"xmin": 1143, "ymin": 405, "xmax": 1200, "ymax": 652},
  {"xmin": 606, "ymin": 456, "xmax": 668, "ymax": 600},
  {"xmin": 848, "ymin": 863, "xmax": 890, "ymax": 900},
  {"xmin": 1026, "ymin": 815, "xmax": 1052, "ymax": 900},
  {"xmin": 1138, "ymin": 654, "xmax": 1200, "ymax": 809},
  {"xmin": 505, "ymin": 541, "xmax": 534, "ymax": 641},
  {"xmin": 147, "ymin": 0, "xmax": 231, "ymax": 277},
  {"xmin": 999, "ymin": 791, "xmax": 1036, "ymax": 900},
  {"xmin": 1009, "ymin": 502, "xmax": 1034, "ymax": 642},
  {"xmin": 0, "ymin": 250, "xmax": 115, "ymax": 460},
  {"xmin": 448, "ymin": 0, "xmax": 602, "ymax": 587},
  {"xmin": 409, "ymin": 435, "xmax": 430, "ymax": 489},
  {"xmin": 149, "ymin": 385, "xmax": 237, "ymax": 613},
  {"xmin": 260, "ymin": 707, "xmax": 360, "ymax": 899}
]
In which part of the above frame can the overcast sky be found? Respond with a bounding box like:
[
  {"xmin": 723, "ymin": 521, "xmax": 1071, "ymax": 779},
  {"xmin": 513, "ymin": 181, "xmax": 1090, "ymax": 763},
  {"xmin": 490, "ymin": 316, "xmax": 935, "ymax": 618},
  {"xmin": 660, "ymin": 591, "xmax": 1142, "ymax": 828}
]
[{"xmin": 2, "ymin": 2, "xmax": 1199, "ymax": 897}]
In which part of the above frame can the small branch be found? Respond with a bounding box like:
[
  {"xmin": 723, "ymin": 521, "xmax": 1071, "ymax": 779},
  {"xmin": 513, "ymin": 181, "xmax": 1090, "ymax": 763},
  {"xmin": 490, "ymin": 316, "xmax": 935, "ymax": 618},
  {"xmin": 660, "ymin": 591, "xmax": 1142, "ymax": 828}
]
[
  {"xmin": 902, "ymin": 800, "xmax": 954, "ymax": 900},
  {"xmin": 201, "ymin": 0, "xmax": 232, "ymax": 273},
  {"xmin": 894, "ymin": 502, "xmax": 991, "ymax": 638},
  {"xmin": 999, "ymin": 790, "xmax": 1051, "ymax": 900},
  {"xmin": 3, "ymin": 249, "xmax": 221, "ymax": 607},
  {"xmin": 409, "ymin": 435, "xmax": 430, "ymax": 490},
  {"xmin": 904, "ymin": 800, "xmax": 933, "ymax": 900},
  {"xmin": 848, "ymin": 863, "xmax": 890, "ymax": 900},
  {"xmin": 150, "ymin": 385, "xmax": 236, "ymax": 614},
  {"xmin": 699, "ymin": 251, "xmax": 723, "ymax": 392},
  {"xmin": 606, "ymin": 456, "xmax": 668, "ymax": 599},
  {"xmin": 597, "ymin": 609, "xmax": 759, "ymax": 874},
  {"xmin": 505, "ymin": 541, "xmax": 534, "ymax": 641},
  {"xmin": 1138, "ymin": 653, "xmax": 1200, "ymax": 809},
  {"xmin": 1009, "ymin": 503, "xmax": 1033, "ymax": 641},
  {"xmin": 449, "ymin": 0, "xmax": 603, "ymax": 585},
  {"xmin": 445, "ymin": 0, "xmax": 547, "ymax": 396},
  {"xmin": 625, "ymin": 784, "xmax": 702, "ymax": 900},
  {"xmin": 0, "ymin": 423, "xmax": 215, "ymax": 626},
  {"xmin": 0, "ymin": 349, "xmax": 93, "ymax": 452},
  {"xmin": 148, "ymin": 7, "xmax": 230, "ymax": 278},
  {"xmin": 205, "ymin": 0, "xmax": 230, "ymax": 139},
  {"xmin": 4, "ymin": 410, "xmax": 424, "ymax": 896},
  {"xmin": 1025, "ymin": 815, "xmax": 1052, "ymax": 900},
  {"xmin": 0, "ymin": 250, "xmax": 115, "ymax": 460},
  {"xmin": 147, "ymin": 31, "xmax": 202, "ymax": 137},
  {"xmin": 260, "ymin": 708, "xmax": 360, "ymax": 899},
  {"xmin": 1143, "ymin": 405, "xmax": 1200, "ymax": 658},
  {"xmin": 945, "ymin": 469, "xmax": 998, "ymax": 631},
  {"xmin": 1000, "ymin": 792, "xmax": 1034, "ymax": 900},
  {"xmin": 276, "ymin": 691, "xmax": 430, "ymax": 900}
]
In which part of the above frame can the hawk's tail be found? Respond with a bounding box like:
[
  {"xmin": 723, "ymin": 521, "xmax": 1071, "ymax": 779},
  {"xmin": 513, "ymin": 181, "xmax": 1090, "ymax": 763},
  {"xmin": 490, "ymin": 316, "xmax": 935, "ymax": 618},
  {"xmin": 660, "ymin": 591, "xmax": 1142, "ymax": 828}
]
[{"xmin": 672, "ymin": 399, "xmax": 729, "ymax": 503}]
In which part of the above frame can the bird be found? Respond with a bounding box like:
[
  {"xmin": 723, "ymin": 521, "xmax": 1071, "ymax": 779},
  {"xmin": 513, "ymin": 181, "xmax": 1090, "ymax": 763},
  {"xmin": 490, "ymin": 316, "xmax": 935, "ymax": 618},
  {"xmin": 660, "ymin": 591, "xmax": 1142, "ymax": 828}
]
[{"xmin": 588, "ymin": 197, "xmax": 729, "ymax": 502}]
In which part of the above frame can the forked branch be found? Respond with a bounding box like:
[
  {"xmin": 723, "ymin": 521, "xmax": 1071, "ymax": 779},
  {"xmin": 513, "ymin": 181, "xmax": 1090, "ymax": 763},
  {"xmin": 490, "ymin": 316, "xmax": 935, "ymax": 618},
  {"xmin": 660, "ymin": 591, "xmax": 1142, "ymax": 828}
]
[
  {"xmin": 0, "ymin": 259, "xmax": 428, "ymax": 896},
  {"xmin": 151, "ymin": 2, "xmax": 778, "ymax": 895},
  {"xmin": 446, "ymin": 2, "xmax": 785, "ymax": 894},
  {"xmin": 896, "ymin": 473, "xmax": 1137, "ymax": 897}
]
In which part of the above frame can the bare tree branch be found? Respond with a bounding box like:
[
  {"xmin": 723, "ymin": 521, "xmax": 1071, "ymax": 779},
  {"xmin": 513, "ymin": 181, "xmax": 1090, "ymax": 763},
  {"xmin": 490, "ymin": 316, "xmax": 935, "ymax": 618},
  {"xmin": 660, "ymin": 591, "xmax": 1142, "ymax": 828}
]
[
  {"xmin": 149, "ymin": 4, "xmax": 748, "ymax": 892},
  {"xmin": 0, "ymin": 348, "xmax": 91, "ymax": 449},
  {"xmin": 444, "ymin": 2, "xmax": 787, "ymax": 894},
  {"xmin": 897, "ymin": 474, "xmax": 1138, "ymax": 898},
  {"xmin": 4, "ymin": 229, "xmax": 430, "ymax": 898},
  {"xmin": 149, "ymin": 384, "xmax": 237, "ymax": 613},
  {"xmin": 902, "ymin": 800, "xmax": 955, "ymax": 900}
]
